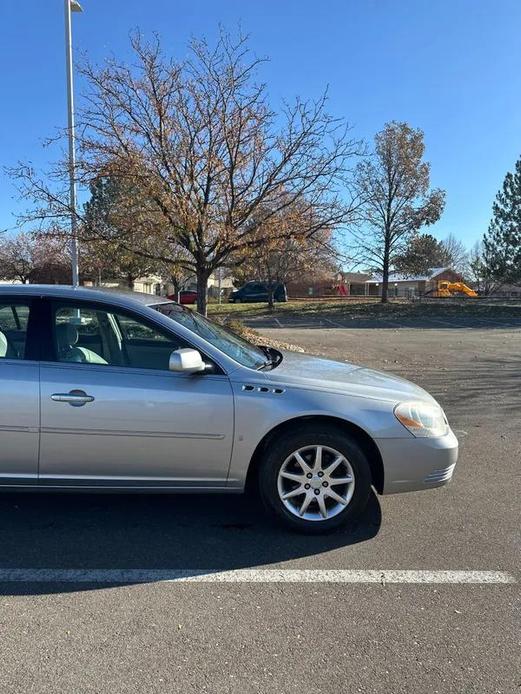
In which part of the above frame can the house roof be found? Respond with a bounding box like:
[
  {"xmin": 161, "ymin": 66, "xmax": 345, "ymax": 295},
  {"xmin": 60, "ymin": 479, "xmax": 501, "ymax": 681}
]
[
  {"xmin": 339, "ymin": 271, "xmax": 371, "ymax": 283},
  {"xmin": 366, "ymin": 267, "xmax": 452, "ymax": 284}
]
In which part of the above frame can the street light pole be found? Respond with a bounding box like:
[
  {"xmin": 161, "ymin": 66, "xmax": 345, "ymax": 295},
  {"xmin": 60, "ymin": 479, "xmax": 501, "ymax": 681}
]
[{"xmin": 64, "ymin": 0, "xmax": 82, "ymax": 286}]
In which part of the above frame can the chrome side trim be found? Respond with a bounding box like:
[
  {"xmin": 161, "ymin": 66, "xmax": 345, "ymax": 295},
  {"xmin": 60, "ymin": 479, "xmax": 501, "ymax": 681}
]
[
  {"xmin": 0, "ymin": 473, "xmax": 38, "ymax": 479},
  {"xmin": 38, "ymin": 474, "xmax": 228, "ymax": 482},
  {"xmin": 40, "ymin": 427, "xmax": 225, "ymax": 440},
  {"xmin": 0, "ymin": 425, "xmax": 39, "ymax": 434},
  {"xmin": 0, "ymin": 483, "xmax": 239, "ymax": 493}
]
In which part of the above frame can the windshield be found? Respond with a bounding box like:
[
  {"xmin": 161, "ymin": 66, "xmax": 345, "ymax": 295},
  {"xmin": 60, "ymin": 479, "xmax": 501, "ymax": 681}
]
[{"xmin": 153, "ymin": 302, "xmax": 269, "ymax": 370}]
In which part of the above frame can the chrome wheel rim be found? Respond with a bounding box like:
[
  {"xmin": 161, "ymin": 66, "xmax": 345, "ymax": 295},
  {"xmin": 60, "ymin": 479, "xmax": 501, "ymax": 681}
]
[{"xmin": 277, "ymin": 445, "xmax": 355, "ymax": 522}]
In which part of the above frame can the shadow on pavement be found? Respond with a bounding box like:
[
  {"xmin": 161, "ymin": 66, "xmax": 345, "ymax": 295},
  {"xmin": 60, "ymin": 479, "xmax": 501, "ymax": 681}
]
[
  {"xmin": 244, "ymin": 315, "xmax": 521, "ymax": 330},
  {"xmin": 0, "ymin": 490, "xmax": 381, "ymax": 595}
]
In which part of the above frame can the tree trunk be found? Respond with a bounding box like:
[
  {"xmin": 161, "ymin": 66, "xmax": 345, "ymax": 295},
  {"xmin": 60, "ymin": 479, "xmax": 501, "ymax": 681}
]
[
  {"xmin": 170, "ymin": 276, "xmax": 182, "ymax": 302},
  {"xmin": 381, "ymin": 236, "xmax": 390, "ymax": 304},
  {"xmin": 127, "ymin": 274, "xmax": 135, "ymax": 290},
  {"xmin": 267, "ymin": 276, "xmax": 275, "ymax": 311},
  {"xmin": 266, "ymin": 267, "xmax": 275, "ymax": 311},
  {"xmin": 196, "ymin": 267, "xmax": 210, "ymax": 316}
]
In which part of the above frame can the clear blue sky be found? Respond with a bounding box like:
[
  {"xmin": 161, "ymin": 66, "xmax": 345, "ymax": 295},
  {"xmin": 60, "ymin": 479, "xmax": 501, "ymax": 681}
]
[{"xmin": 1, "ymin": 0, "xmax": 520, "ymax": 247}]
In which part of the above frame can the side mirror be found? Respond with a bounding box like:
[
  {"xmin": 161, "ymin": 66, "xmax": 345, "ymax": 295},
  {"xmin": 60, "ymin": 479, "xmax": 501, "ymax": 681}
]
[{"xmin": 169, "ymin": 348, "xmax": 206, "ymax": 374}]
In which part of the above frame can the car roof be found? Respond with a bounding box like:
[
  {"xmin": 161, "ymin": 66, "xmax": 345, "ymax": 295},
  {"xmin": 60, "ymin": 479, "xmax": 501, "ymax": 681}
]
[{"xmin": 0, "ymin": 284, "xmax": 170, "ymax": 310}]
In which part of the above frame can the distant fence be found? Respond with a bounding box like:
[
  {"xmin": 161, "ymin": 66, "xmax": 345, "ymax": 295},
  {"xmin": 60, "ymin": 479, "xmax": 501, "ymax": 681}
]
[
  {"xmin": 415, "ymin": 295, "xmax": 521, "ymax": 305},
  {"xmin": 289, "ymin": 295, "xmax": 381, "ymax": 302}
]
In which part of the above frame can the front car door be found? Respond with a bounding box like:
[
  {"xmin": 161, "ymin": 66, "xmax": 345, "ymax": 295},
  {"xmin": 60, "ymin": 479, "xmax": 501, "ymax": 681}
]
[
  {"xmin": 0, "ymin": 297, "xmax": 40, "ymax": 486},
  {"xmin": 38, "ymin": 298, "xmax": 234, "ymax": 489}
]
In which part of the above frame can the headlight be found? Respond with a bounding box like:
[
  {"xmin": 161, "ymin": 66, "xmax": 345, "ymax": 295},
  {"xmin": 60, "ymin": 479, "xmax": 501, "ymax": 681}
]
[{"xmin": 394, "ymin": 401, "xmax": 449, "ymax": 438}]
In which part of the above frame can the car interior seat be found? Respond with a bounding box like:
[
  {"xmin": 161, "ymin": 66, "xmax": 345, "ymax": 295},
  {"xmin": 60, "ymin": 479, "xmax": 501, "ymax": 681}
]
[
  {"xmin": 56, "ymin": 323, "xmax": 108, "ymax": 364},
  {"xmin": 0, "ymin": 329, "xmax": 18, "ymax": 359}
]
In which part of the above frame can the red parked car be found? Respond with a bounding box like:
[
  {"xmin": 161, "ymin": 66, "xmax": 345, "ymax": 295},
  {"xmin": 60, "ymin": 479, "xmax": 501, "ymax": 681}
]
[{"xmin": 167, "ymin": 290, "xmax": 197, "ymax": 305}]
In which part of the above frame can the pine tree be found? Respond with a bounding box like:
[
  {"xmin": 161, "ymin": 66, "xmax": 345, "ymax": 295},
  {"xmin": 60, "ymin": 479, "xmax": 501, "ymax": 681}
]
[
  {"xmin": 83, "ymin": 176, "xmax": 159, "ymax": 288},
  {"xmin": 483, "ymin": 156, "xmax": 521, "ymax": 286},
  {"xmin": 394, "ymin": 234, "xmax": 450, "ymax": 276}
]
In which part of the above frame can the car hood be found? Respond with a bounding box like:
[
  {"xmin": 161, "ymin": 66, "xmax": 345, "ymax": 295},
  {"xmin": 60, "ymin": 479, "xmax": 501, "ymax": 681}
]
[{"xmin": 264, "ymin": 350, "xmax": 436, "ymax": 404}]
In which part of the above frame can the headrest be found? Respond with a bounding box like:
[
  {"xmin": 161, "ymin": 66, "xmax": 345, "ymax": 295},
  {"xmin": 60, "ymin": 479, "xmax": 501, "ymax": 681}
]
[
  {"xmin": 0, "ymin": 330, "xmax": 7, "ymax": 357},
  {"xmin": 56, "ymin": 322, "xmax": 79, "ymax": 349}
]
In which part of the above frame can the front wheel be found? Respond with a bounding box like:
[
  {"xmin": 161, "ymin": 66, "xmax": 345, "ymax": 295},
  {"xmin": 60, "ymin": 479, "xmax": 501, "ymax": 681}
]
[{"xmin": 258, "ymin": 427, "xmax": 371, "ymax": 533}]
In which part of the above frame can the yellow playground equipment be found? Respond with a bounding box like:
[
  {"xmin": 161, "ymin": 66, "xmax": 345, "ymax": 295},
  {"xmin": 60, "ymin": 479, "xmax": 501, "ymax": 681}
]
[{"xmin": 431, "ymin": 280, "xmax": 478, "ymax": 298}]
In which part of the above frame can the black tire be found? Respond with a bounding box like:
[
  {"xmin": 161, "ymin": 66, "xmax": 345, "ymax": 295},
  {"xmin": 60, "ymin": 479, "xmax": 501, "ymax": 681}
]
[{"xmin": 258, "ymin": 425, "xmax": 371, "ymax": 534}]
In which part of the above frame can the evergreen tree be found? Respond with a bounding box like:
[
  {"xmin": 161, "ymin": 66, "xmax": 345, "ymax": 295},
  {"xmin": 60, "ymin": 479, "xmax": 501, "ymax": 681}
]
[
  {"xmin": 83, "ymin": 176, "xmax": 159, "ymax": 288},
  {"xmin": 483, "ymin": 156, "xmax": 521, "ymax": 285},
  {"xmin": 394, "ymin": 234, "xmax": 450, "ymax": 276}
]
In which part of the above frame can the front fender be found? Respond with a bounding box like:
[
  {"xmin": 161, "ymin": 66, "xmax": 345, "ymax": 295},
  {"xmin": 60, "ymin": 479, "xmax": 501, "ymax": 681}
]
[{"xmin": 226, "ymin": 382, "xmax": 410, "ymax": 488}]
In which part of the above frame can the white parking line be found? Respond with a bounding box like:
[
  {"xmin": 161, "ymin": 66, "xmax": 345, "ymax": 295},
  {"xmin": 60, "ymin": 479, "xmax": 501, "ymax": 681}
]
[{"xmin": 0, "ymin": 569, "xmax": 515, "ymax": 584}]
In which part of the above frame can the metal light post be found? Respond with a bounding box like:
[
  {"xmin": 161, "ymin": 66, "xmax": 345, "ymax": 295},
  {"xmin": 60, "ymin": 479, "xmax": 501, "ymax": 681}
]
[{"xmin": 64, "ymin": 0, "xmax": 82, "ymax": 286}]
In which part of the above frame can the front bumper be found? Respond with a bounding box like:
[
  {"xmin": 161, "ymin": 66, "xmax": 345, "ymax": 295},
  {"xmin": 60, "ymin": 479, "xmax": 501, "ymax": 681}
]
[{"xmin": 376, "ymin": 429, "xmax": 459, "ymax": 494}]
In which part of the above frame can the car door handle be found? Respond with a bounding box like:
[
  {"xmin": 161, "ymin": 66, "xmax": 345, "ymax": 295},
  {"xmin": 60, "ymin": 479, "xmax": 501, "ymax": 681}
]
[{"xmin": 51, "ymin": 390, "xmax": 95, "ymax": 407}]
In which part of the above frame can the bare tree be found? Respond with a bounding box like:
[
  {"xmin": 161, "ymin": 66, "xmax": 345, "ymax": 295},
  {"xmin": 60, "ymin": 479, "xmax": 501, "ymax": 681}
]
[
  {"xmin": 441, "ymin": 233, "xmax": 469, "ymax": 275},
  {"xmin": 9, "ymin": 31, "xmax": 361, "ymax": 315},
  {"xmin": 0, "ymin": 232, "xmax": 69, "ymax": 284},
  {"xmin": 159, "ymin": 261, "xmax": 194, "ymax": 299},
  {"xmin": 352, "ymin": 122, "xmax": 445, "ymax": 303},
  {"xmin": 0, "ymin": 233, "xmax": 35, "ymax": 283},
  {"xmin": 467, "ymin": 240, "xmax": 500, "ymax": 295},
  {"xmin": 231, "ymin": 203, "xmax": 338, "ymax": 308}
]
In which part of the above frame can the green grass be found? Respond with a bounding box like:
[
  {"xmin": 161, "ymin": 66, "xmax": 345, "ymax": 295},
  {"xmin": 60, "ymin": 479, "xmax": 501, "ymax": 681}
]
[{"xmin": 208, "ymin": 298, "xmax": 383, "ymax": 317}]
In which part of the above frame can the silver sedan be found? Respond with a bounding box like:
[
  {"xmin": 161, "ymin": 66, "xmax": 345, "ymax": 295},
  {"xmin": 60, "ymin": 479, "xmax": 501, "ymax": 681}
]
[{"xmin": 0, "ymin": 285, "xmax": 458, "ymax": 533}]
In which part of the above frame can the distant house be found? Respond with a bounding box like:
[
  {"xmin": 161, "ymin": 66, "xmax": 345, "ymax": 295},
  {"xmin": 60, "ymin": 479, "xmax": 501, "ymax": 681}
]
[
  {"xmin": 337, "ymin": 271, "xmax": 371, "ymax": 296},
  {"xmin": 365, "ymin": 267, "xmax": 462, "ymax": 298},
  {"xmin": 286, "ymin": 271, "xmax": 370, "ymax": 298},
  {"xmin": 84, "ymin": 270, "xmax": 235, "ymax": 298}
]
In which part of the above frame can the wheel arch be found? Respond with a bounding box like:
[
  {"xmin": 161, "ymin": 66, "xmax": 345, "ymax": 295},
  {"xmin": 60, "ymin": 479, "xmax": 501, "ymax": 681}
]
[{"xmin": 245, "ymin": 415, "xmax": 384, "ymax": 494}]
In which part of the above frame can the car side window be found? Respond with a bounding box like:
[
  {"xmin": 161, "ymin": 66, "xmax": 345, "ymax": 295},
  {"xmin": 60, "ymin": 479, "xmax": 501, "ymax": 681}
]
[
  {"xmin": 115, "ymin": 313, "xmax": 171, "ymax": 342},
  {"xmin": 52, "ymin": 303, "xmax": 187, "ymax": 371},
  {"xmin": 0, "ymin": 302, "xmax": 31, "ymax": 360}
]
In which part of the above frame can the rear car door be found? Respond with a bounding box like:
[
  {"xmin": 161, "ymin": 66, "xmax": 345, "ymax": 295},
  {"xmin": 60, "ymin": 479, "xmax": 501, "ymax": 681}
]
[
  {"xmin": 0, "ymin": 298, "xmax": 39, "ymax": 485},
  {"xmin": 38, "ymin": 299, "xmax": 234, "ymax": 488}
]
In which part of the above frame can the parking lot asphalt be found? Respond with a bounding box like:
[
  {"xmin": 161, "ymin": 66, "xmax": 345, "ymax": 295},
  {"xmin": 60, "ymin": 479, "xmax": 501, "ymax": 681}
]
[
  {"xmin": 0, "ymin": 322, "xmax": 519, "ymax": 693},
  {"xmin": 242, "ymin": 308, "xmax": 521, "ymax": 332}
]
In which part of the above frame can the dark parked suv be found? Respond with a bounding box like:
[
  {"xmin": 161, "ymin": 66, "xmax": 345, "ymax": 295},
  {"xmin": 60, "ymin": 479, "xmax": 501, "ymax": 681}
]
[{"xmin": 229, "ymin": 281, "xmax": 288, "ymax": 303}]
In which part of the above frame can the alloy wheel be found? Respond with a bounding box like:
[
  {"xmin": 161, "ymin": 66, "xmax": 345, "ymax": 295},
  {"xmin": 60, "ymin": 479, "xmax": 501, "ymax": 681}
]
[{"xmin": 276, "ymin": 445, "xmax": 355, "ymax": 521}]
